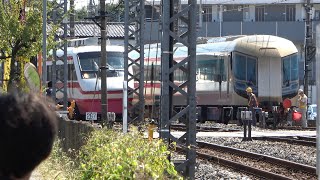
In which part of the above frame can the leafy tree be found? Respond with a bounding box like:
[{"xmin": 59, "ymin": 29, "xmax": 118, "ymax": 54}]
[
  {"xmin": 74, "ymin": 1, "xmax": 125, "ymax": 22},
  {"xmin": 106, "ymin": 0, "xmax": 124, "ymax": 22},
  {"xmin": 0, "ymin": 0, "xmax": 56, "ymax": 91},
  {"xmin": 75, "ymin": 7, "xmax": 88, "ymax": 21}
]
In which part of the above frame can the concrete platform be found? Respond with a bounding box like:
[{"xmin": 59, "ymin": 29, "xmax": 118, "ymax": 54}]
[{"xmin": 148, "ymin": 130, "xmax": 317, "ymax": 139}]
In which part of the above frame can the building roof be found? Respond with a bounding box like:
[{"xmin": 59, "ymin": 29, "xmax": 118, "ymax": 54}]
[{"xmin": 71, "ymin": 22, "xmax": 135, "ymax": 39}]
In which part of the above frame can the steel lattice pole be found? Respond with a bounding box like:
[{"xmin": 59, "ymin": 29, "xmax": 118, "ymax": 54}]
[{"xmin": 160, "ymin": 0, "xmax": 197, "ymax": 178}]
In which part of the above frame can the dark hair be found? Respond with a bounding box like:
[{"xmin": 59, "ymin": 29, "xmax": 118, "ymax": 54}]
[{"xmin": 0, "ymin": 93, "xmax": 58, "ymax": 178}]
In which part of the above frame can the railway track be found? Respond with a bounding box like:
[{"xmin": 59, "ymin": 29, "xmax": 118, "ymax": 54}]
[
  {"xmin": 171, "ymin": 124, "xmax": 240, "ymax": 132},
  {"xmin": 279, "ymin": 126, "xmax": 316, "ymax": 131},
  {"xmin": 176, "ymin": 141, "xmax": 316, "ymax": 179},
  {"xmin": 252, "ymin": 136, "xmax": 316, "ymax": 147}
]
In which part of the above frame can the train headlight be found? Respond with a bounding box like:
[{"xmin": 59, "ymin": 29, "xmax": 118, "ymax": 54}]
[{"xmin": 83, "ymin": 73, "xmax": 89, "ymax": 79}]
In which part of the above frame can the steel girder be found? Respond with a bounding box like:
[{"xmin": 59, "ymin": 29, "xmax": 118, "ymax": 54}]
[
  {"xmin": 51, "ymin": 0, "xmax": 68, "ymax": 110},
  {"xmin": 124, "ymin": 0, "xmax": 145, "ymax": 124},
  {"xmin": 160, "ymin": 0, "xmax": 197, "ymax": 179}
]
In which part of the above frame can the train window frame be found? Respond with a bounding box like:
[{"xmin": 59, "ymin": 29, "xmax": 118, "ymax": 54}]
[
  {"xmin": 77, "ymin": 51, "xmax": 125, "ymax": 79},
  {"xmin": 232, "ymin": 52, "xmax": 258, "ymax": 86},
  {"xmin": 282, "ymin": 53, "xmax": 298, "ymax": 87}
]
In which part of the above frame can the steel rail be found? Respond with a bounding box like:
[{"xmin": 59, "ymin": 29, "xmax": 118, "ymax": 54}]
[
  {"xmin": 252, "ymin": 136, "xmax": 316, "ymax": 147},
  {"xmin": 197, "ymin": 141, "xmax": 316, "ymax": 174},
  {"xmin": 195, "ymin": 150, "xmax": 292, "ymax": 180},
  {"xmin": 176, "ymin": 145, "xmax": 293, "ymax": 180},
  {"xmin": 171, "ymin": 124, "xmax": 240, "ymax": 132}
]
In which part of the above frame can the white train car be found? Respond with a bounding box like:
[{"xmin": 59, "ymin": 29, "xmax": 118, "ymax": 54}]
[
  {"xmin": 135, "ymin": 35, "xmax": 299, "ymax": 122},
  {"xmin": 47, "ymin": 45, "xmax": 133, "ymax": 120}
]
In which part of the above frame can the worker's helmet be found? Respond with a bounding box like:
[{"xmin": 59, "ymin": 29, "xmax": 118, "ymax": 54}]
[
  {"xmin": 298, "ymin": 89, "xmax": 303, "ymax": 94},
  {"xmin": 246, "ymin": 87, "xmax": 252, "ymax": 93}
]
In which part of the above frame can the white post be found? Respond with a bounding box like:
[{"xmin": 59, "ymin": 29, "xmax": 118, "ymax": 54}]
[{"xmin": 123, "ymin": 81, "xmax": 128, "ymax": 133}]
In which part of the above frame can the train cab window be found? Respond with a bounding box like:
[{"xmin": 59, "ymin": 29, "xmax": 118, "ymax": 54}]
[
  {"xmin": 79, "ymin": 58, "xmax": 99, "ymax": 79},
  {"xmin": 233, "ymin": 53, "xmax": 257, "ymax": 85},
  {"xmin": 107, "ymin": 52, "xmax": 124, "ymax": 69},
  {"xmin": 196, "ymin": 58, "xmax": 226, "ymax": 81},
  {"xmin": 78, "ymin": 52, "xmax": 125, "ymax": 79},
  {"xmin": 282, "ymin": 53, "xmax": 298, "ymax": 86}
]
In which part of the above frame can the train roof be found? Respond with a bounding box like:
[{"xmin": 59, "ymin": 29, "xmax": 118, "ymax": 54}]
[
  {"xmin": 138, "ymin": 35, "xmax": 298, "ymax": 59},
  {"xmin": 55, "ymin": 45, "xmax": 124, "ymax": 57}
]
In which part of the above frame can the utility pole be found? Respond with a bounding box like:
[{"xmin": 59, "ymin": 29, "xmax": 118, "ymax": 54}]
[
  {"xmin": 100, "ymin": 0, "xmax": 109, "ymax": 126},
  {"xmin": 160, "ymin": 0, "xmax": 197, "ymax": 178},
  {"xmin": 70, "ymin": 0, "xmax": 75, "ymax": 38},
  {"xmin": 304, "ymin": 0, "xmax": 316, "ymax": 102},
  {"xmin": 51, "ymin": 0, "xmax": 68, "ymax": 110}
]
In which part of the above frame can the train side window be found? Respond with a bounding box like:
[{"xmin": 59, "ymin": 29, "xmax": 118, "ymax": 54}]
[
  {"xmin": 290, "ymin": 54, "xmax": 298, "ymax": 81},
  {"xmin": 282, "ymin": 53, "xmax": 298, "ymax": 87},
  {"xmin": 196, "ymin": 58, "xmax": 226, "ymax": 81},
  {"xmin": 282, "ymin": 56, "xmax": 291, "ymax": 86},
  {"xmin": 233, "ymin": 53, "xmax": 257, "ymax": 85},
  {"xmin": 247, "ymin": 57, "xmax": 257, "ymax": 85},
  {"xmin": 233, "ymin": 54, "xmax": 246, "ymax": 80}
]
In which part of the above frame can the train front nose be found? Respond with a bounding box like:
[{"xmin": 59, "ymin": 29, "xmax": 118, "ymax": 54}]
[{"xmin": 257, "ymin": 56, "xmax": 282, "ymax": 102}]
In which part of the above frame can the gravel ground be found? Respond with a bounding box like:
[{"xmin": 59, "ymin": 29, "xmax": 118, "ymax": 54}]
[
  {"xmin": 182, "ymin": 122, "xmax": 316, "ymax": 179},
  {"xmin": 197, "ymin": 136, "xmax": 316, "ymax": 167},
  {"xmin": 195, "ymin": 160, "xmax": 256, "ymax": 180}
]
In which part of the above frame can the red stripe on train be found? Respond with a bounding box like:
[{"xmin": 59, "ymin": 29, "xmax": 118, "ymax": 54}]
[
  {"xmin": 75, "ymin": 98, "xmax": 133, "ymax": 115},
  {"xmin": 56, "ymin": 82, "xmax": 123, "ymax": 94}
]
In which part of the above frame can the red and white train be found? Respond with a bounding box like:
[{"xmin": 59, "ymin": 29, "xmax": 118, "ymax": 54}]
[{"xmin": 47, "ymin": 45, "xmax": 133, "ymax": 120}]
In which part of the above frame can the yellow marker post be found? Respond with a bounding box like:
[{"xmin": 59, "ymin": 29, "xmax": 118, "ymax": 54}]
[{"xmin": 148, "ymin": 119, "xmax": 157, "ymax": 141}]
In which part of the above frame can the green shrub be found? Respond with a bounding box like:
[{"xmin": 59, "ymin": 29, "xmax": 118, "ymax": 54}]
[{"xmin": 78, "ymin": 129, "xmax": 181, "ymax": 180}]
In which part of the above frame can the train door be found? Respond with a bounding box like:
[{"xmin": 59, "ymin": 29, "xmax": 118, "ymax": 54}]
[{"xmin": 258, "ymin": 56, "xmax": 281, "ymax": 101}]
